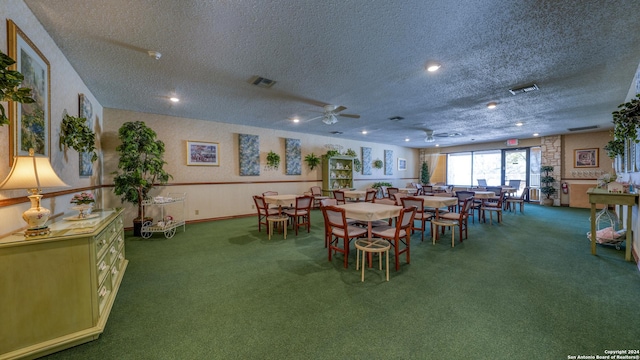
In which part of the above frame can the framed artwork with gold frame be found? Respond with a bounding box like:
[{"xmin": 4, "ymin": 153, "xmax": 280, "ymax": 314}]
[
  {"xmin": 7, "ymin": 19, "xmax": 51, "ymax": 166},
  {"xmin": 574, "ymin": 148, "xmax": 598, "ymax": 168}
]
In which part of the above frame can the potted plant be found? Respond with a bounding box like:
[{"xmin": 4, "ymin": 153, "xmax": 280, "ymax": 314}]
[
  {"xmin": 322, "ymin": 149, "xmax": 341, "ymax": 159},
  {"xmin": 266, "ymin": 151, "xmax": 280, "ymax": 169},
  {"xmin": 540, "ymin": 165, "xmax": 556, "ymax": 206},
  {"xmin": 421, "ymin": 161, "xmax": 430, "ymax": 184},
  {"xmin": 304, "ymin": 153, "xmax": 320, "ymax": 170},
  {"xmin": 373, "ymin": 159, "xmax": 383, "ymax": 169},
  {"xmin": 371, "ymin": 181, "xmax": 392, "ymax": 198},
  {"xmin": 0, "ymin": 50, "xmax": 35, "ymax": 126},
  {"xmin": 344, "ymin": 148, "xmax": 362, "ymax": 172},
  {"xmin": 113, "ymin": 121, "xmax": 172, "ymax": 236},
  {"xmin": 59, "ymin": 114, "xmax": 98, "ymax": 162},
  {"xmin": 604, "ymin": 138, "xmax": 625, "ymax": 159}
]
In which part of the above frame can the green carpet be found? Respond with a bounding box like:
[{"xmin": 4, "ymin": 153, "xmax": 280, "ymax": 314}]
[{"xmin": 42, "ymin": 204, "xmax": 640, "ymax": 360}]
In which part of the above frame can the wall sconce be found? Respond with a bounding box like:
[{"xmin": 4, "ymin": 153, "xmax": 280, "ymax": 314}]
[{"xmin": 0, "ymin": 149, "xmax": 69, "ymax": 237}]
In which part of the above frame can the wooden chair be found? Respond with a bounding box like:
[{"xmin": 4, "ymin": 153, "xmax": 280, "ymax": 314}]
[
  {"xmin": 380, "ymin": 186, "xmax": 389, "ymax": 198},
  {"xmin": 477, "ymin": 179, "xmax": 488, "ymax": 187},
  {"xmin": 320, "ymin": 198, "xmax": 338, "ymax": 247},
  {"xmin": 253, "ymin": 195, "xmax": 278, "ymax": 232},
  {"xmin": 505, "ymin": 186, "xmax": 529, "ymax": 213},
  {"xmin": 401, "ymin": 196, "xmax": 432, "ymax": 242},
  {"xmin": 322, "ymin": 206, "xmax": 367, "ymax": 268},
  {"xmin": 310, "ymin": 186, "xmax": 329, "ymax": 208},
  {"xmin": 390, "ymin": 192, "xmax": 407, "ymax": 206},
  {"xmin": 371, "ymin": 207, "xmax": 416, "ymax": 271},
  {"xmin": 439, "ymin": 196, "xmax": 475, "ymax": 243},
  {"xmin": 387, "ymin": 187, "xmax": 399, "ymax": 198},
  {"xmin": 262, "ymin": 191, "xmax": 280, "ymax": 209},
  {"xmin": 481, "ymin": 192, "xmax": 505, "ymax": 224},
  {"xmin": 455, "ymin": 190, "xmax": 477, "ymax": 223},
  {"xmin": 364, "ymin": 189, "xmax": 377, "ymax": 203},
  {"xmin": 422, "ymin": 185, "xmax": 433, "ymax": 195},
  {"xmin": 333, "ymin": 190, "xmax": 346, "ymax": 205},
  {"xmin": 283, "ymin": 195, "xmax": 313, "ymax": 235}
]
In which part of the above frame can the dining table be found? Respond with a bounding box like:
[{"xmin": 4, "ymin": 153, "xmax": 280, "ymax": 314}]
[
  {"xmin": 472, "ymin": 191, "xmax": 496, "ymax": 222},
  {"xmin": 398, "ymin": 188, "xmax": 418, "ymax": 194},
  {"xmin": 414, "ymin": 195, "xmax": 458, "ymax": 218},
  {"xmin": 343, "ymin": 190, "xmax": 366, "ymax": 201},
  {"xmin": 264, "ymin": 194, "xmax": 299, "ymax": 214}
]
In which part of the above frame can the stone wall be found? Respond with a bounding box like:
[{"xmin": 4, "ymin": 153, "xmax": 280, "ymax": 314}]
[{"xmin": 541, "ymin": 135, "xmax": 562, "ymax": 205}]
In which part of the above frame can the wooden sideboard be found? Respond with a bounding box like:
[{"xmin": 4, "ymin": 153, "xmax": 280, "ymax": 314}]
[
  {"xmin": 0, "ymin": 208, "xmax": 127, "ymax": 359},
  {"xmin": 587, "ymin": 188, "xmax": 637, "ymax": 261}
]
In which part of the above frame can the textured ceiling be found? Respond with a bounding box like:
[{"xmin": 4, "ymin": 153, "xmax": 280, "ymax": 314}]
[{"xmin": 24, "ymin": 0, "xmax": 640, "ymax": 148}]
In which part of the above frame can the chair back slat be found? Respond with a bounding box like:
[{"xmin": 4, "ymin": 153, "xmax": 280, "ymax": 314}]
[{"xmin": 320, "ymin": 198, "xmax": 337, "ymax": 207}]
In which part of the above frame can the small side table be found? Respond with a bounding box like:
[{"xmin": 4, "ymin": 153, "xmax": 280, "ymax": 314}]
[
  {"xmin": 267, "ymin": 215, "xmax": 288, "ymax": 240},
  {"xmin": 431, "ymin": 218, "xmax": 459, "ymax": 247},
  {"xmin": 355, "ymin": 238, "xmax": 390, "ymax": 282}
]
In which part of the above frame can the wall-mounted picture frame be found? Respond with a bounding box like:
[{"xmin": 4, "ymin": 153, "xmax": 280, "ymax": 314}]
[
  {"xmin": 7, "ymin": 19, "xmax": 51, "ymax": 166},
  {"xmin": 78, "ymin": 94, "xmax": 94, "ymax": 176},
  {"xmin": 187, "ymin": 140, "xmax": 219, "ymax": 166},
  {"xmin": 398, "ymin": 158, "xmax": 407, "ymax": 171},
  {"xmin": 574, "ymin": 148, "xmax": 598, "ymax": 168}
]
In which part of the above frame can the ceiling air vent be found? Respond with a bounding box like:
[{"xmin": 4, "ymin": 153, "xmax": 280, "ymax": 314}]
[
  {"xmin": 509, "ymin": 83, "xmax": 539, "ymax": 95},
  {"xmin": 568, "ymin": 125, "xmax": 598, "ymax": 132},
  {"xmin": 388, "ymin": 116, "xmax": 404, "ymax": 121},
  {"xmin": 330, "ymin": 131, "xmax": 343, "ymax": 135},
  {"xmin": 435, "ymin": 132, "xmax": 462, "ymax": 138},
  {"xmin": 248, "ymin": 75, "xmax": 277, "ymax": 88}
]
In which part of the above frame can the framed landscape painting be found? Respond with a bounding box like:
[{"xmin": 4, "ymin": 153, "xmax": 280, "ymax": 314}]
[
  {"xmin": 7, "ymin": 20, "xmax": 50, "ymax": 165},
  {"xmin": 187, "ymin": 140, "xmax": 219, "ymax": 166},
  {"xmin": 398, "ymin": 158, "xmax": 407, "ymax": 171}
]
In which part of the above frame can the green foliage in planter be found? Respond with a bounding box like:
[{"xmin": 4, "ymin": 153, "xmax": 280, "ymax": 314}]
[
  {"xmin": 59, "ymin": 114, "xmax": 98, "ymax": 162},
  {"xmin": 612, "ymin": 94, "xmax": 640, "ymax": 143},
  {"xmin": 304, "ymin": 153, "xmax": 320, "ymax": 170},
  {"xmin": 322, "ymin": 149, "xmax": 341, "ymax": 159},
  {"xmin": 604, "ymin": 138, "xmax": 625, "ymax": 159},
  {"xmin": 371, "ymin": 181, "xmax": 392, "ymax": 189},
  {"xmin": 540, "ymin": 165, "xmax": 557, "ymax": 199},
  {"xmin": 373, "ymin": 159, "xmax": 383, "ymax": 169},
  {"xmin": 0, "ymin": 51, "xmax": 35, "ymax": 126},
  {"xmin": 344, "ymin": 148, "xmax": 362, "ymax": 172},
  {"xmin": 113, "ymin": 121, "xmax": 172, "ymax": 221},
  {"xmin": 266, "ymin": 151, "xmax": 280, "ymax": 169},
  {"xmin": 421, "ymin": 161, "xmax": 430, "ymax": 184}
]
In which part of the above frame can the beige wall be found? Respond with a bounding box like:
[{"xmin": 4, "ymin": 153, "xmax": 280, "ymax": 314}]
[
  {"xmin": 0, "ymin": 0, "xmax": 103, "ymax": 235},
  {"xmin": 101, "ymin": 108, "xmax": 420, "ymax": 226}
]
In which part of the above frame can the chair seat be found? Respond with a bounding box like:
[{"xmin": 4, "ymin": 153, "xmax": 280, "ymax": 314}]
[
  {"xmin": 354, "ymin": 219, "xmax": 389, "ymax": 227},
  {"xmin": 439, "ymin": 212, "xmax": 462, "ymax": 221},
  {"xmin": 331, "ymin": 225, "xmax": 367, "ymax": 238},
  {"xmin": 283, "ymin": 209, "xmax": 308, "ymax": 216},
  {"xmin": 372, "ymin": 226, "xmax": 407, "ymax": 239}
]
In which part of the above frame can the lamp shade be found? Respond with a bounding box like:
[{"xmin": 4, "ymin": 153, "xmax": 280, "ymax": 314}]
[{"xmin": 0, "ymin": 155, "xmax": 68, "ymax": 192}]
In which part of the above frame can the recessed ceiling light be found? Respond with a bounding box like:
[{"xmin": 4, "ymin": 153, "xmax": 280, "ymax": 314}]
[
  {"xmin": 533, "ymin": 133, "xmax": 539, "ymax": 137},
  {"xmin": 362, "ymin": 130, "xmax": 367, "ymax": 135},
  {"xmin": 292, "ymin": 118, "xmax": 299, "ymax": 123},
  {"xmin": 169, "ymin": 97, "xmax": 179, "ymax": 103},
  {"xmin": 435, "ymin": 144, "xmax": 440, "ymax": 147},
  {"xmin": 487, "ymin": 102, "xmax": 497, "ymax": 109},
  {"xmin": 515, "ymin": 122, "xmax": 523, "ymax": 126},
  {"xmin": 405, "ymin": 138, "xmax": 410, "ymax": 142},
  {"xmin": 426, "ymin": 63, "xmax": 441, "ymax": 72}
]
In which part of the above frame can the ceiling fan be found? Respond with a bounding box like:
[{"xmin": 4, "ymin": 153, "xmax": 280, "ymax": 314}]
[
  {"xmin": 307, "ymin": 105, "xmax": 361, "ymax": 125},
  {"xmin": 424, "ymin": 129, "xmax": 435, "ymax": 142}
]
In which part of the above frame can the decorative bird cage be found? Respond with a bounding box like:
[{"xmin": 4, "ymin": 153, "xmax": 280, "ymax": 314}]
[{"xmin": 587, "ymin": 208, "xmax": 626, "ymax": 249}]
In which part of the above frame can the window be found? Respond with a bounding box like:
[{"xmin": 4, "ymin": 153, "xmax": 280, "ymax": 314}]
[
  {"xmin": 472, "ymin": 150, "xmax": 502, "ymax": 186},
  {"xmin": 447, "ymin": 152, "xmax": 472, "ymax": 185}
]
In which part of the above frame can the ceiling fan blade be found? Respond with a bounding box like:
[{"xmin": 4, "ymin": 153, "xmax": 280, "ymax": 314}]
[
  {"xmin": 302, "ymin": 115, "xmax": 324, "ymax": 123},
  {"xmin": 333, "ymin": 105, "xmax": 347, "ymax": 113},
  {"xmin": 339, "ymin": 113, "xmax": 360, "ymax": 119}
]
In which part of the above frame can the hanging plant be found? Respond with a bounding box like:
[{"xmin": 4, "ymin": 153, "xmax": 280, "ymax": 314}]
[
  {"xmin": 373, "ymin": 159, "xmax": 383, "ymax": 169},
  {"xmin": 59, "ymin": 114, "xmax": 98, "ymax": 162},
  {"xmin": 604, "ymin": 138, "xmax": 625, "ymax": 159},
  {"xmin": 344, "ymin": 148, "xmax": 362, "ymax": 172},
  {"xmin": 266, "ymin": 151, "xmax": 281, "ymax": 169},
  {"xmin": 612, "ymin": 94, "xmax": 640, "ymax": 143},
  {"xmin": 304, "ymin": 153, "xmax": 321, "ymax": 170}
]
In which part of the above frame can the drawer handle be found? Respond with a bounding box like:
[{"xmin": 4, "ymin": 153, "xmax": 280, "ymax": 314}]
[
  {"xmin": 99, "ymin": 287, "xmax": 108, "ymax": 297},
  {"xmin": 99, "ymin": 261, "xmax": 107, "ymax": 271},
  {"xmin": 111, "ymin": 267, "xmax": 119, "ymax": 276},
  {"xmin": 118, "ymin": 254, "xmax": 124, "ymax": 261},
  {"xmin": 110, "ymin": 246, "xmax": 117, "ymax": 254}
]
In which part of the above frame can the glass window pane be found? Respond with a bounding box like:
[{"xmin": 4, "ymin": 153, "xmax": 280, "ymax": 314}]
[
  {"xmin": 447, "ymin": 152, "xmax": 472, "ymax": 185},
  {"xmin": 472, "ymin": 150, "xmax": 502, "ymax": 186}
]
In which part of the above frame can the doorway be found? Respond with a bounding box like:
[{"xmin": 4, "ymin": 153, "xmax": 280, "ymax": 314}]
[{"xmin": 503, "ymin": 149, "xmax": 528, "ymax": 195}]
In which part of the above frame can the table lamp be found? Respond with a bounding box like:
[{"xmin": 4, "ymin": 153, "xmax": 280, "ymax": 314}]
[{"xmin": 0, "ymin": 149, "xmax": 69, "ymax": 237}]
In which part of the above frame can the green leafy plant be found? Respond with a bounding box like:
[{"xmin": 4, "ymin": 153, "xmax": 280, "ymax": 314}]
[
  {"xmin": 0, "ymin": 50, "xmax": 35, "ymax": 126},
  {"xmin": 266, "ymin": 151, "xmax": 280, "ymax": 169},
  {"xmin": 421, "ymin": 161, "xmax": 430, "ymax": 184},
  {"xmin": 373, "ymin": 159, "xmax": 383, "ymax": 169},
  {"xmin": 612, "ymin": 94, "xmax": 640, "ymax": 143},
  {"xmin": 344, "ymin": 148, "xmax": 361, "ymax": 172},
  {"xmin": 371, "ymin": 181, "xmax": 392, "ymax": 189},
  {"xmin": 604, "ymin": 138, "xmax": 625, "ymax": 159},
  {"xmin": 113, "ymin": 121, "xmax": 172, "ymax": 227},
  {"xmin": 540, "ymin": 165, "xmax": 557, "ymax": 202},
  {"xmin": 59, "ymin": 114, "xmax": 98, "ymax": 162},
  {"xmin": 322, "ymin": 149, "xmax": 341, "ymax": 159},
  {"xmin": 304, "ymin": 153, "xmax": 320, "ymax": 170}
]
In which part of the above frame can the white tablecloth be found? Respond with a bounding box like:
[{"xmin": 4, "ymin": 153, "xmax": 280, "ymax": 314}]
[
  {"xmin": 473, "ymin": 191, "xmax": 495, "ymax": 199},
  {"xmin": 343, "ymin": 190, "xmax": 366, "ymax": 199},
  {"xmin": 337, "ymin": 202, "xmax": 402, "ymax": 239},
  {"xmin": 398, "ymin": 188, "xmax": 417, "ymax": 194},
  {"xmin": 264, "ymin": 194, "xmax": 299, "ymax": 206},
  {"xmin": 415, "ymin": 196, "xmax": 457, "ymax": 208}
]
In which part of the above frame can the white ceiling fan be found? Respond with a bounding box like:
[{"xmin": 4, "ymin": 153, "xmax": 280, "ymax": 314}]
[
  {"xmin": 307, "ymin": 105, "xmax": 361, "ymax": 125},
  {"xmin": 424, "ymin": 129, "xmax": 435, "ymax": 142}
]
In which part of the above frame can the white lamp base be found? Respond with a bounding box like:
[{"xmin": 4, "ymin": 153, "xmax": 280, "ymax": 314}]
[{"xmin": 22, "ymin": 194, "xmax": 51, "ymax": 236}]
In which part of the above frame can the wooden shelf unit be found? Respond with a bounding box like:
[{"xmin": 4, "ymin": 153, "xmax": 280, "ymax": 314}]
[{"xmin": 322, "ymin": 156, "xmax": 355, "ymax": 194}]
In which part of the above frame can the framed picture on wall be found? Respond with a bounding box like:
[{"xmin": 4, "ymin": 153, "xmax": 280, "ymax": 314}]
[
  {"xmin": 574, "ymin": 148, "xmax": 598, "ymax": 168},
  {"xmin": 398, "ymin": 158, "xmax": 407, "ymax": 171},
  {"xmin": 7, "ymin": 20, "xmax": 51, "ymax": 166},
  {"xmin": 187, "ymin": 140, "xmax": 219, "ymax": 166}
]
